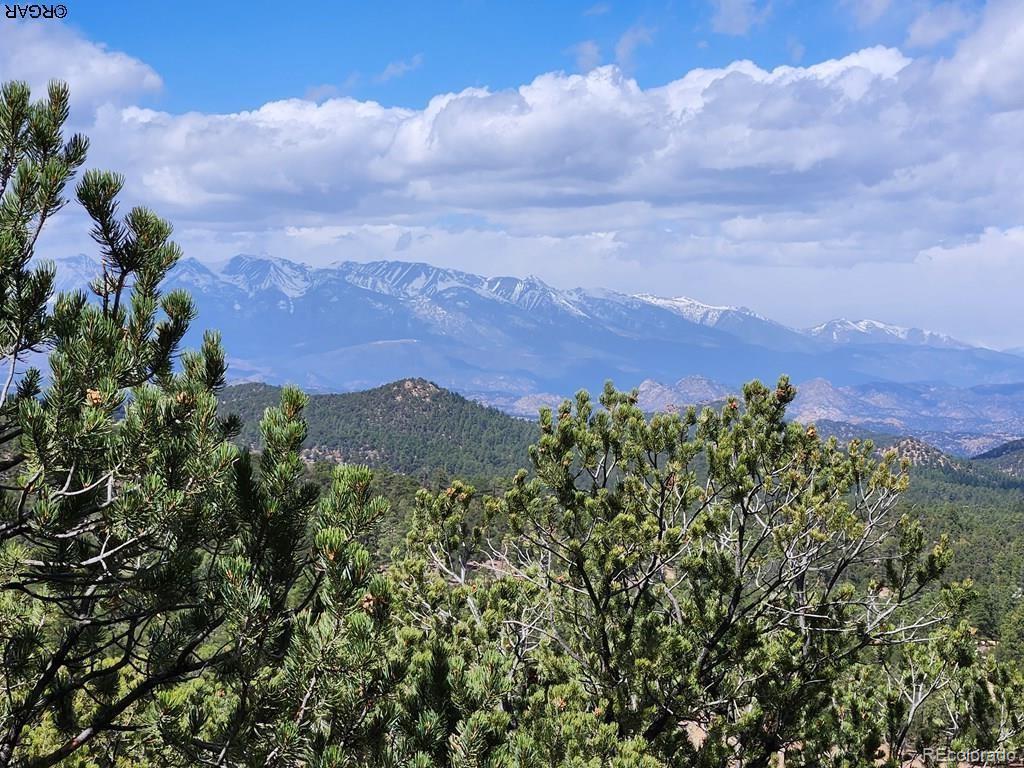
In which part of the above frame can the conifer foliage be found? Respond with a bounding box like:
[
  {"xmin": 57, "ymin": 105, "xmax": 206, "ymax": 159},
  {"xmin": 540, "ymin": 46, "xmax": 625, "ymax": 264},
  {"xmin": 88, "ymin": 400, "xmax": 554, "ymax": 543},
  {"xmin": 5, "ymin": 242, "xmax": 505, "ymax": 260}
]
[
  {"xmin": 477, "ymin": 381, "xmax": 973, "ymax": 765},
  {"xmin": 0, "ymin": 80, "xmax": 391, "ymax": 766}
]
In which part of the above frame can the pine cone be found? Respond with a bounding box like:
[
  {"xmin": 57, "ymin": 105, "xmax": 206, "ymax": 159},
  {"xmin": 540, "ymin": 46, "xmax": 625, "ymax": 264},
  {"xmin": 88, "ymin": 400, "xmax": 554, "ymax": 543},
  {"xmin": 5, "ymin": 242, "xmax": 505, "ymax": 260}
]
[{"xmin": 360, "ymin": 592, "xmax": 377, "ymax": 614}]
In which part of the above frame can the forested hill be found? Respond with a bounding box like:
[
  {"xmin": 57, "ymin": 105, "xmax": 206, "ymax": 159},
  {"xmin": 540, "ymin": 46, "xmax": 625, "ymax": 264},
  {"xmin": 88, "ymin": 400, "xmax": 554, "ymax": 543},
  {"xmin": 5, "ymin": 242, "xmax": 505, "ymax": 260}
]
[
  {"xmin": 974, "ymin": 438, "xmax": 1024, "ymax": 479},
  {"xmin": 219, "ymin": 378, "xmax": 537, "ymax": 479}
]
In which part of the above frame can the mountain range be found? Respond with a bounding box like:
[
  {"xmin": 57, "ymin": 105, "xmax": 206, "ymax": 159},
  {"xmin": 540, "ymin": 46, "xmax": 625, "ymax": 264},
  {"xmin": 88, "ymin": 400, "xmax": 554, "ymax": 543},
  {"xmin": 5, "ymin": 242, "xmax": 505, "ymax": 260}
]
[
  {"xmin": 629, "ymin": 376, "xmax": 1024, "ymax": 456},
  {"xmin": 52, "ymin": 253, "xmax": 1024, "ymax": 450}
]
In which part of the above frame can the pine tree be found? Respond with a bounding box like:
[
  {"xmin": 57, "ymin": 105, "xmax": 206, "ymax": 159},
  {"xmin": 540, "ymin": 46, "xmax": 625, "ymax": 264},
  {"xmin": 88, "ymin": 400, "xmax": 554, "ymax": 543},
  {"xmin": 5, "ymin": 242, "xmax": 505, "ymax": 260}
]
[
  {"xmin": 0, "ymin": 77, "xmax": 238, "ymax": 763},
  {"xmin": 467, "ymin": 380, "xmax": 974, "ymax": 766},
  {"xmin": 0, "ymin": 79, "xmax": 393, "ymax": 767},
  {"xmin": 145, "ymin": 453, "xmax": 403, "ymax": 767}
]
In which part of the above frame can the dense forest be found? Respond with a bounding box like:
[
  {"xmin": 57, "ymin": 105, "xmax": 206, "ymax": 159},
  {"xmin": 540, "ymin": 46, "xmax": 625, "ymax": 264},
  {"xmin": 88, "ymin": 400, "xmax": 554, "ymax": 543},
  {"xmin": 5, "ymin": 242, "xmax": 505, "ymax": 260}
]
[
  {"xmin": 294, "ymin": 412, "xmax": 1024, "ymax": 645},
  {"xmin": 224, "ymin": 384, "xmax": 1024, "ymax": 640},
  {"xmin": 4, "ymin": 79, "xmax": 1024, "ymax": 767}
]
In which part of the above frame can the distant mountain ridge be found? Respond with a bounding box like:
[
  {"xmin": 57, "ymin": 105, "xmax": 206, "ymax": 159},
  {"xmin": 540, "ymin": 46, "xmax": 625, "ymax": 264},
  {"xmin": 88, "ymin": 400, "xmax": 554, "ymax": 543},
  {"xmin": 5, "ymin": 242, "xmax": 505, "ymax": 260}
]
[
  {"xmin": 973, "ymin": 439, "xmax": 1024, "ymax": 479},
  {"xmin": 181, "ymin": 253, "xmax": 979, "ymax": 352},
  {"xmin": 805, "ymin": 319, "xmax": 969, "ymax": 349},
  {"xmin": 632, "ymin": 376, "xmax": 1024, "ymax": 456},
  {"xmin": 51, "ymin": 254, "xmax": 1024, "ymax": 416},
  {"xmin": 636, "ymin": 376, "xmax": 732, "ymax": 412},
  {"xmin": 975, "ymin": 438, "xmax": 1024, "ymax": 460}
]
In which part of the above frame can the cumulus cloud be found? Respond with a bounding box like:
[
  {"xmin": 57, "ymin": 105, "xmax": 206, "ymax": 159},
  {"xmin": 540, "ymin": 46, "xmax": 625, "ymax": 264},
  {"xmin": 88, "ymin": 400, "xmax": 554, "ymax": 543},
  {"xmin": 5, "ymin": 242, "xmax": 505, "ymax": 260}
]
[
  {"xmin": 3, "ymin": 2, "xmax": 1024, "ymax": 345},
  {"xmin": 0, "ymin": 21, "xmax": 160, "ymax": 113},
  {"xmin": 710, "ymin": 0, "xmax": 770, "ymax": 36},
  {"xmin": 906, "ymin": 2, "xmax": 976, "ymax": 48},
  {"xmin": 932, "ymin": 0, "xmax": 1024, "ymax": 109}
]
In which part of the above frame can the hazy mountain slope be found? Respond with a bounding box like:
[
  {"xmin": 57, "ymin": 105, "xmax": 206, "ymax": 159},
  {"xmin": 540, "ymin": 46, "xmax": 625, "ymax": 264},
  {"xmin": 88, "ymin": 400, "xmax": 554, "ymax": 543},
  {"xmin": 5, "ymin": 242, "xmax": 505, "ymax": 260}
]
[
  {"xmin": 788, "ymin": 380, "xmax": 1024, "ymax": 455},
  {"xmin": 51, "ymin": 254, "xmax": 1024, "ymax": 400},
  {"xmin": 635, "ymin": 376, "xmax": 732, "ymax": 412},
  {"xmin": 974, "ymin": 439, "xmax": 1024, "ymax": 480},
  {"xmin": 627, "ymin": 374, "xmax": 1024, "ymax": 456},
  {"xmin": 219, "ymin": 378, "xmax": 537, "ymax": 480},
  {"xmin": 806, "ymin": 319, "xmax": 969, "ymax": 349}
]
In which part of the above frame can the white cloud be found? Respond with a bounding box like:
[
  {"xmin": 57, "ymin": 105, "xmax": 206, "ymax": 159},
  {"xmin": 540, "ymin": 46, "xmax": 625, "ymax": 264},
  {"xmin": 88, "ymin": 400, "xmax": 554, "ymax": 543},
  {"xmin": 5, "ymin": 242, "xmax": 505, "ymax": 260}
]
[
  {"xmin": 140, "ymin": 166, "xmax": 238, "ymax": 207},
  {"xmin": 614, "ymin": 24, "xmax": 654, "ymax": 68},
  {"xmin": 766, "ymin": 227, "xmax": 1024, "ymax": 349},
  {"xmin": 584, "ymin": 2, "xmax": 611, "ymax": 16},
  {"xmin": 906, "ymin": 2, "xmax": 975, "ymax": 48},
  {"xmin": 787, "ymin": 37, "xmax": 806, "ymax": 63},
  {"xmin": 305, "ymin": 84, "xmax": 340, "ymax": 102},
  {"xmin": 567, "ymin": 40, "xmax": 602, "ymax": 72},
  {"xmin": 0, "ymin": 21, "xmax": 160, "ymax": 113},
  {"xmin": 841, "ymin": 0, "xmax": 893, "ymax": 26},
  {"xmin": 375, "ymin": 54, "xmax": 423, "ymax": 83},
  {"xmin": 932, "ymin": 0, "xmax": 1024, "ymax": 109},
  {"xmin": 6, "ymin": 1, "xmax": 1024, "ymax": 346},
  {"xmin": 304, "ymin": 73, "xmax": 361, "ymax": 102},
  {"xmin": 711, "ymin": 0, "xmax": 770, "ymax": 36}
]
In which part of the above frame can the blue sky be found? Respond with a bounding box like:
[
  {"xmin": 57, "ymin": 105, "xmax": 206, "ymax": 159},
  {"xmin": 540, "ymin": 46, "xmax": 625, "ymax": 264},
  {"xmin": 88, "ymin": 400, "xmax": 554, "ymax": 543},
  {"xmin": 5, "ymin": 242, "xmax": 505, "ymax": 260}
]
[
  {"xmin": 64, "ymin": 1, "xmax": 930, "ymax": 113},
  {"xmin": 1, "ymin": 0, "xmax": 1022, "ymax": 348}
]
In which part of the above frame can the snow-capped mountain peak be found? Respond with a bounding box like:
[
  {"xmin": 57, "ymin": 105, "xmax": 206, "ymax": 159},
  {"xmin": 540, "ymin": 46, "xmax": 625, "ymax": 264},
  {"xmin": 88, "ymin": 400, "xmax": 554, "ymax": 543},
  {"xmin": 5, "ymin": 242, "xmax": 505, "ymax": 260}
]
[
  {"xmin": 805, "ymin": 319, "xmax": 968, "ymax": 349},
  {"xmin": 339, "ymin": 260, "xmax": 484, "ymax": 298},
  {"xmin": 44, "ymin": 253, "xmax": 1021, "ymax": 398},
  {"xmin": 334, "ymin": 261, "xmax": 590, "ymax": 317},
  {"xmin": 169, "ymin": 257, "xmax": 220, "ymax": 290},
  {"xmin": 631, "ymin": 293, "xmax": 759, "ymax": 327},
  {"xmin": 222, "ymin": 254, "xmax": 313, "ymax": 298},
  {"xmin": 483, "ymin": 274, "xmax": 588, "ymax": 316},
  {"xmin": 50, "ymin": 253, "xmax": 102, "ymax": 295}
]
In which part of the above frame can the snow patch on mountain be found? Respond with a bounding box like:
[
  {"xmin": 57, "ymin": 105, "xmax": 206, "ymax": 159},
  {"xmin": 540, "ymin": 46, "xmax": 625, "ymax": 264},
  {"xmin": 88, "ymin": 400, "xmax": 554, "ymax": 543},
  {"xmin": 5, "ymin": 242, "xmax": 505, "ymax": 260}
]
[
  {"xmin": 339, "ymin": 261, "xmax": 481, "ymax": 298},
  {"xmin": 806, "ymin": 319, "xmax": 968, "ymax": 349},
  {"xmin": 169, "ymin": 257, "xmax": 221, "ymax": 290},
  {"xmin": 632, "ymin": 294, "xmax": 764, "ymax": 327},
  {"xmin": 49, "ymin": 253, "xmax": 102, "ymax": 296},
  {"xmin": 50, "ymin": 254, "xmax": 984, "ymax": 356},
  {"xmin": 222, "ymin": 254, "xmax": 312, "ymax": 298}
]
